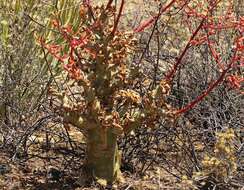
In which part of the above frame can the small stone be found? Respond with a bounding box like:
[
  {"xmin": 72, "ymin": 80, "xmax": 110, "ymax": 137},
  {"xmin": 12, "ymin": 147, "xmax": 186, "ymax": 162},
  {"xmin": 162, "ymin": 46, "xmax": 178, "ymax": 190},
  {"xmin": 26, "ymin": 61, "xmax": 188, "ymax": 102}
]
[
  {"xmin": 0, "ymin": 164, "xmax": 10, "ymax": 175},
  {"xmin": 47, "ymin": 167, "xmax": 62, "ymax": 181}
]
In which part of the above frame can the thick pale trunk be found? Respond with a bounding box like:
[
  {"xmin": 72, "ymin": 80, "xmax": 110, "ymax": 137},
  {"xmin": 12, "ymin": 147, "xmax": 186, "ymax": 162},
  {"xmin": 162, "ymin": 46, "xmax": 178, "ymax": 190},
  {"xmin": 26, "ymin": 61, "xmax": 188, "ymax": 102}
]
[{"xmin": 86, "ymin": 127, "xmax": 121, "ymax": 185}]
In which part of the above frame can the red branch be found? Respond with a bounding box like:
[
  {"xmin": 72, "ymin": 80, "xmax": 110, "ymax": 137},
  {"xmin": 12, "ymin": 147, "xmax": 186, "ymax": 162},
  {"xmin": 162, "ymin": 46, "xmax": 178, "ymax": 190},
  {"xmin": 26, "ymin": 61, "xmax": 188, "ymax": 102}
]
[
  {"xmin": 175, "ymin": 52, "xmax": 237, "ymax": 115},
  {"xmin": 133, "ymin": 0, "xmax": 176, "ymax": 33},
  {"xmin": 106, "ymin": 0, "xmax": 114, "ymax": 10},
  {"xmin": 111, "ymin": 0, "xmax": 125, "ymax": 36},
  {"xmin": 165, "ymin": 18, "xmax": 206, "ymax": 81}
]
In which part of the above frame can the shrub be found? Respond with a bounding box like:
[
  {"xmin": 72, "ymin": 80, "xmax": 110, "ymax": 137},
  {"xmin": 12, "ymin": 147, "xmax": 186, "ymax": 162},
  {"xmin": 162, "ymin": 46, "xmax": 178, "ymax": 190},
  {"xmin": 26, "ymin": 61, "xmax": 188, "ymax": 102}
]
[
  {"xmin": 0, "ymin": 0, "xmax": 52, "ymax": 154},
  {"xmin": 40, "ymin": 0, "xmax": 243, "ymax": 186}
]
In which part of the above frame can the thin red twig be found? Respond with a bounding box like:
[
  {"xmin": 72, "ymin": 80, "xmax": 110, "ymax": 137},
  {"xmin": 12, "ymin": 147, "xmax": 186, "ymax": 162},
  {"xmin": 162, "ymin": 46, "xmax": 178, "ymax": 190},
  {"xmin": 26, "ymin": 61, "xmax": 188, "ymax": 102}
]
[
  {"xmin": 175, "ymin": 51, "xmax": 237, "ymax": 115},
  {"xmin": 106, "ymin": 0, "xmax": 114, "ymax": 10},
  {"xmin": 165, "ymin": 18, "xmax": 206, "ymax": 81},
  {"xmin": 134, "ymin": 0, "xmax": 176, "ymax": 33},
  {"xmin": 111, "ymin": 0, "xmax": 125, "ymax": 36}
]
